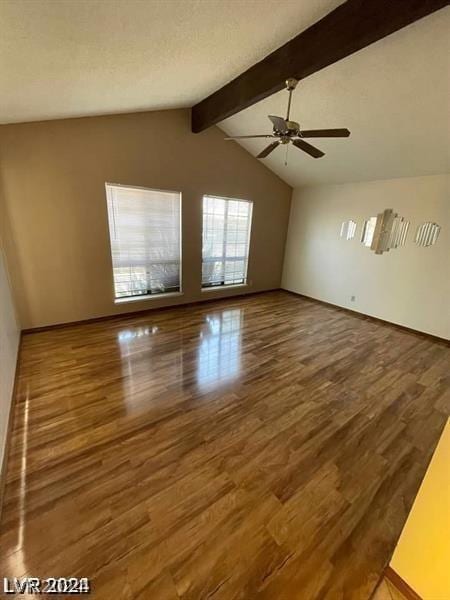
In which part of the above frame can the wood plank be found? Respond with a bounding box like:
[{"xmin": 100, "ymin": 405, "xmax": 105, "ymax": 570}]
[
  {"xmin": 0, "ymin": 291, "xmax": 448, "ymax": 598},
  {"xmin": 191, "ymin": 0, "xmax": 447, "ymax": 132}
]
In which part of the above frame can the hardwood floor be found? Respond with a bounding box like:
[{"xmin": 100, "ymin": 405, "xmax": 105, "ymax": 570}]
[{"xmin": 0, "ymin": 291, "xmax": 448, "ymax": 599}]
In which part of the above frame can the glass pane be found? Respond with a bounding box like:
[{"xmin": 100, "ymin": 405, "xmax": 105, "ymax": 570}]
[
  {"xmin": 201, "ymin": 196, "xmax": 252, "ymax": 288},
  {"xmin": 106, "ymin": 184, "xmax": 181, "ymax": 299}
]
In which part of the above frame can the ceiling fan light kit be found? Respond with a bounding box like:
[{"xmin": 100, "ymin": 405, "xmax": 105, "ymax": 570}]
[{"xmin": 225, "ymin": 78, "xmax": 350, "ymax": 164}]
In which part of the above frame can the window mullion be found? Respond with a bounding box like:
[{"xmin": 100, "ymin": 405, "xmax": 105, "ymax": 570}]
[{"xmin": 222, "ymin": 199, "xmax": 229, "ymax": 285}]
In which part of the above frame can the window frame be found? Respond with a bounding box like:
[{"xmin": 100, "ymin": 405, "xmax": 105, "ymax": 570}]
[
  {"xmin": 105, "ymin": 182, "xmax": 183, "ymax": 303},
  {"xmin": 201, "ymin": 194, "xmax": 253, "ymax": 290}
]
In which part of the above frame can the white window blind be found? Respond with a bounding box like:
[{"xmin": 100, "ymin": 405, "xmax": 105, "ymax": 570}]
[
  {"xmin": 106, "ymin": 184, "xmax": 181, "ymax": 299},
  {"xmin": 202, "ymin": 195, "xmax": 253, "ymax": 288}
]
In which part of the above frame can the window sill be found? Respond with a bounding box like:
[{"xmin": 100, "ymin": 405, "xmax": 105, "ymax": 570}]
[
  {"xmin": 201, "ymin": 283, "xmax": 248, "ymax": 293},
  {"xmin": 114, "ymin": 291, "xmax": 184, "ymax": 304}
]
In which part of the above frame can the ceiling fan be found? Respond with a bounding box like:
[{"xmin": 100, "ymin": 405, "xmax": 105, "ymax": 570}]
[{"xmin": 224, "ymin": 78, "xmax": 350, "ymax": 161}]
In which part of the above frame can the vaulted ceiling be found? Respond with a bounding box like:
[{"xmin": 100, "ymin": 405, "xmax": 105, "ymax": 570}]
[
  {"xmin": 1, "ymin": 1, "xmax": 448, "ymax": 187},
  {"xmin": 219, "ymin": 9, "xmax": 449, "ymax": 186},
  {"xmin": 0, "ymin": 0, "xmax": 343, "ymax": 124}
]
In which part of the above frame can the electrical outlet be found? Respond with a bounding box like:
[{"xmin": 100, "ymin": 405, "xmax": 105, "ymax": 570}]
[{"xmin": 350, "ymin": 295, "xmax": 356, "ymax": 302}]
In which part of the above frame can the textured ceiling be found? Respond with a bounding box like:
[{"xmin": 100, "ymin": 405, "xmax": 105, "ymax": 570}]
[
  {"xmin": 0, "ymin": 0, "xmax": 343, "ymax": 124},
  {"xmin": 1, "ymin": 1, "xmax": 447, "ymax": 187},
  {"xmin": 220, "ymin": 8, "xmax": 450, "ymax": 187}
]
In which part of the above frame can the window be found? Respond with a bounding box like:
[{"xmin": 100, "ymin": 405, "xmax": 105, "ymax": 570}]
[
  {"xmin": 202, "ymin": 195, "xmax": 253, "ymax": 288},
  {"xmin": 106, "ymin": 183, "xmax": 181, "ymax": 300}
]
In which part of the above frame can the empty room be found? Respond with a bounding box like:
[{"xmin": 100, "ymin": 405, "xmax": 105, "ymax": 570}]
[{"xmin": 0, "ymin": 1, "xmax": 449, "ymax": 598}]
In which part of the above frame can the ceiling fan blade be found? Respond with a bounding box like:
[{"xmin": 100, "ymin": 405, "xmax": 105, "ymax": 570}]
[
  {"xmin": 268, "ymin": 115, "xmax": 288, "ymax": 134},
  {"xmin": 293, "ymin": 139, "xmax": 325, "ymax": 159},
  {"xmin": 224, "ymin": 134, "xmax": 275, "ymax": 140},
  {"xmin": 257, "ymin": 141, "xmax": 280, "ymax": 158},
  {"xmin": 300, "ymin": 128, "xmax": 350, "ymax": 138}
]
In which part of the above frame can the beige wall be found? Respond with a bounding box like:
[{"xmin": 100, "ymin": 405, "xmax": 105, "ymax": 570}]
[
  {"xmin": 0, "ymin": 238, "xmax": 20, "ymax": 471},
  {"xmin": 0, "ymin": 109, "xmax": 291, "ymax": 329},
  {"xmin": 282, "ymin": 175, "xmax": 450, "ymax": 339}
]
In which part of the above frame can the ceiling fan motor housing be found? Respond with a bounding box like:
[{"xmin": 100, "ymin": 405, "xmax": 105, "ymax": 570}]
[{"xmin": 286, "ymin": 120, "xmax": 300, "ymax": 132}]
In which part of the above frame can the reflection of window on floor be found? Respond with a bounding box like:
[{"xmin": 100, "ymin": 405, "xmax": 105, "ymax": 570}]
[
  {"xmin": 116, "ymin": 325, "xmax": 183, "ymax": 414},
  {"xmin": 197, "ymin": 309, "xmax": 243, "ymax": 387},
  {"xmin": 117, "ymin": 326, "xmax": 159, "ymax": 344}
]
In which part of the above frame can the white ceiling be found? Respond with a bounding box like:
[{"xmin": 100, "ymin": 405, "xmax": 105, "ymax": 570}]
[
  {"xmin": 1, "ymin": 1, "xmax": 448, "ymax": 187},
  {"xmin": 220, "ymin": 8, "xmax": 450, "ymax": 187},
  {"xmin": 0, "ymin": 0, "xmax": 343, "ymax": 124}
]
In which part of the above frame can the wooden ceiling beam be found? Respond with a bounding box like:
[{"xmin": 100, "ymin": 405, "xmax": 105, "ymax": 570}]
[{"xmin": 191, "ymin": 0, "xmax": 447, "ymax": 133}]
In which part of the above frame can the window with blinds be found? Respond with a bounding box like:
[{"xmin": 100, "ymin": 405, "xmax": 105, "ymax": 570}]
[
  {"xmin": 202, "ymin": 195, "xmax": 253, "ymax": 288},
  {"xmin": 105, "ymin": 184, "xmax": 181, "ymax": 300}
]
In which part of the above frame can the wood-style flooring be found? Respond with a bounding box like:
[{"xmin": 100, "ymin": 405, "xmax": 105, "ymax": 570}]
[{"xmin": 0, "ymin": 291, "xmax": 448, "ymax": 599}]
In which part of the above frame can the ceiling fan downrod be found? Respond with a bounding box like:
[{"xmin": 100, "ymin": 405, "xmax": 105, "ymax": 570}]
[{"xmin": 285, "ymin": 77, "xmax": 298, "ymax": 122}]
